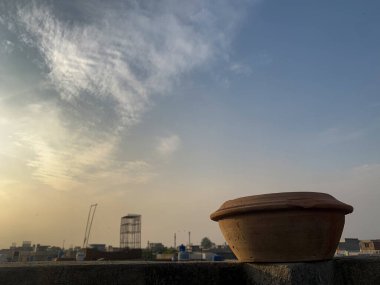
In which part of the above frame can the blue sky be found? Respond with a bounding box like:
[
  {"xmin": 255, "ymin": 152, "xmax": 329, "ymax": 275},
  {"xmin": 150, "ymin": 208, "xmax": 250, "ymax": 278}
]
[{"xmin": 0, "ymin": 0, "xmax": 379, "ymax": 248}]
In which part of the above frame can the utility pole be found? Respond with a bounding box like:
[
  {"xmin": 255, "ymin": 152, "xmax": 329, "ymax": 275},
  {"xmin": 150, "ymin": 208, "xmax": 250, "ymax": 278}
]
[{"xmin": 174, "ymin": 233, "xmax": 176, "ymax": 249}]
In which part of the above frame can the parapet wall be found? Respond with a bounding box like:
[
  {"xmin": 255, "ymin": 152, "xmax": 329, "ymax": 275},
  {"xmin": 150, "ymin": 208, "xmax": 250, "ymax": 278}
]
[{"xmin": 0, "ymin": 256, "xmax": 379, "ymax": 285}]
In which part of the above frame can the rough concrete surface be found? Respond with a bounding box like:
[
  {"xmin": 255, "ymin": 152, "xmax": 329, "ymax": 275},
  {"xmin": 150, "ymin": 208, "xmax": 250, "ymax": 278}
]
[
  {"xmin": 0, "ymin": 257, "xmax": 379, "ymax": 285},
  {"xmin": 245, "ymin": 256, "xmax": 380, "ymax": 285},
  {"xmin": 0, "ymin": 261, "xmax": 245, "ymax": 285}
]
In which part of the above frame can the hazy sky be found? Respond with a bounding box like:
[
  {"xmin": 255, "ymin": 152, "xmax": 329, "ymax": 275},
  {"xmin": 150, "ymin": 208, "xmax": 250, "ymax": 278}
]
[{"xmin": 0, "ymin": 0, "xmax": 379, "ymax": 249}]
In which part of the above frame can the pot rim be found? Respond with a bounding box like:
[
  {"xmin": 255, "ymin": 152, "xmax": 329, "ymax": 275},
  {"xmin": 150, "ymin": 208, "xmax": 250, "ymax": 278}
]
[{"xmin": 210, "ymin": 191, "xmax": 353, "ymax": 221}]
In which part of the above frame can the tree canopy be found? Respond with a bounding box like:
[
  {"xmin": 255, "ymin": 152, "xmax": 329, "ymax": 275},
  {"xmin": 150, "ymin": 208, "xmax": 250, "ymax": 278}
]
[{"xmin": 201, "ymin": 237, "xmax": 213, "ymax": 249}]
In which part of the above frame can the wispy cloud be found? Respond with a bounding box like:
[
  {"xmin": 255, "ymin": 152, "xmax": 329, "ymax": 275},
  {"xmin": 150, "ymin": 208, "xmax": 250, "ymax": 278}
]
[
  {"xmin": 351, "ymin": 163, "xmax": 380, "ymax": 179},
  {"xmin": 156, "ymin": 134, "xmax": 181, "ymax": 156},
  {"xmin": 230, "ymin": 62, "xmax": 252, "ymax": 76},
  {"xmin": 317, "ymin": 127, "xmax": 364, "ymax": 145},
  {"xmin": 15, "ymin": 1, "xmax": 234, "ymax": 126},
  {"xmin": 0, "ymin": 0, "xmax": 250, "ymax": 189},
  {"xmin": 5, "ymin": 102, "xmax": 156, "ymax": 190},
  {"xmin": 0, "ymin": 40, "xmax": 15, "ymax": 54}
]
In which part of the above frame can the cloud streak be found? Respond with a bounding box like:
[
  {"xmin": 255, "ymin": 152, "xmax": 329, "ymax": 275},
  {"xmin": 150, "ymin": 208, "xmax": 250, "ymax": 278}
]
[
  {"xmin": 0, "ymin": 0, "xmax": 249, "ymax": 189},
  {"xmin": 15, "ymin": 0, "xmax": 232, "ymax": 126},
  {"xmin": 317, "ymin": 127, "xmax": 364, "ymax": 145},
  {"xmin": 157, "ymin": 134, "xmax": 181, "ymax": 156}
]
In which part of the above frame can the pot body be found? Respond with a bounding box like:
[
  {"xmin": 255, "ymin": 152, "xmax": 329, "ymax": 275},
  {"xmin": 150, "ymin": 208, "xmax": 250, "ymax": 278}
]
[{"xmin": 218, "ymin": 209, "xmax": 345, "ymax": 262}]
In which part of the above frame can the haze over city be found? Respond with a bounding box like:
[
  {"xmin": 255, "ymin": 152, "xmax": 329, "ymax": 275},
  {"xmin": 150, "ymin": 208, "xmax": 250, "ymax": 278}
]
[{"xmin": 0, "ymin": 0, "xmax": 379, "ymax": 249}]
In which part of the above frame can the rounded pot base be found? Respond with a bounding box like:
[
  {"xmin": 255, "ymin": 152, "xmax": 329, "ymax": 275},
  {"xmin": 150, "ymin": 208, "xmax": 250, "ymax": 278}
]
[{"xmin": 218, "ymin": 209, "xmax": 345, "ymax": 262}]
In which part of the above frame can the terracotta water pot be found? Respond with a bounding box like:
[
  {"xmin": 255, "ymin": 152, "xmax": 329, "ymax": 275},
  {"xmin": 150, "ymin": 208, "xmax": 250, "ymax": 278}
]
[{"xmin": 210, "ymin": 192, "xmax": 353, "ymax": 262}]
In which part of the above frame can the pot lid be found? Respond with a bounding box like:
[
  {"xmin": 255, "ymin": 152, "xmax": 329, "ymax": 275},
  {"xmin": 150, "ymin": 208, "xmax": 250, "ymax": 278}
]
[{"xmin": 210, "ymin": 192, "xmax": 353, "ymax": 221}]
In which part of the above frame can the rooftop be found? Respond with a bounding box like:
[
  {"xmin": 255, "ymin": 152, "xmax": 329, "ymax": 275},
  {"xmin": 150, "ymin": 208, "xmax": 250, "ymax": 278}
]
[{"xmin": 0, "ymin": 256, "xmax": 379, "ymax": 284}]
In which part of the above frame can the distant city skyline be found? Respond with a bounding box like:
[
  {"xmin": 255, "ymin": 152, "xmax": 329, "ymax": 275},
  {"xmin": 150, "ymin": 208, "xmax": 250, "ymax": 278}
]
[{"xmin": 0, "ymin": 0, "xmax": 380, "ymax": 249}]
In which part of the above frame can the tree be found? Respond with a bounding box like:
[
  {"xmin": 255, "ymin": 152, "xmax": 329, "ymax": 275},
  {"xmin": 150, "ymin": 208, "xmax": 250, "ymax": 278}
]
[{"xmin": 201, "ymin": 237, "xmax": 213, "ymax": 249}]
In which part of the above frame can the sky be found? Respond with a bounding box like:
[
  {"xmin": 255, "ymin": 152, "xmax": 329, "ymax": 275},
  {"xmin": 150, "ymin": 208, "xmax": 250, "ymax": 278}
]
[{"xmin": 0, "ymin": 0, "xmax": 379, "ymax": 249}]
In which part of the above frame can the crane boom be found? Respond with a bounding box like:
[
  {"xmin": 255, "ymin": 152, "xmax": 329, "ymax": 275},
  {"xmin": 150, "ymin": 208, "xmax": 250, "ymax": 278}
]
[{"xmin": 82, "ymin": 203, "xmax": 97, "ymax": 248}]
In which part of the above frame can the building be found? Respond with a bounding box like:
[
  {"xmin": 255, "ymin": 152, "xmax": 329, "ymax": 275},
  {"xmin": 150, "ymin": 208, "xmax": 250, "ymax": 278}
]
[
  {"xmin": 202, "ymin": 244, "xmax": 236, "ymax": 260},
  {"xmin": 0, "ymin": 249, "xmax": 10, "ymax": 262},
  {"xmin": 120, "ymin": 214, "xmax": 141, "ymax": 249},
  {"xmin": 89, "ymin": 244, "xmax": 106, "ymax": 252},
  {"xmin": 84, "ymin": 248, "xmax": 142, "ymax": 261},
  {"xmin": 336, "ymin": 238, "xmax": 360, "ymax": 256},
  {"xmin": 147, "ymin": 242, "xmax": 165, "ymax": 253},
  {"xmin": 359, "ymin": 240, "xmax": 380, "ymax": 255},
  {"xmin": 8, "ymin": 242, "xmax": 60, "ymax": 262}
]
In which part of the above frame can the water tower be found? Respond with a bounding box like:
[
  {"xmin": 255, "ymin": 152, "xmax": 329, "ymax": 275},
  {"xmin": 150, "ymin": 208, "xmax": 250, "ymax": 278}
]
[{"xmin": 120, "ymin": 214, "xmax": 141, "ymax": 249}]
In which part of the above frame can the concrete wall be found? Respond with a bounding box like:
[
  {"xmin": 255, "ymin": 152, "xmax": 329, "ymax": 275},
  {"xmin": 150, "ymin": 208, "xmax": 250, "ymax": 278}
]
[{"xmin": 0, "ymin": 256, "xmax": 379, "ymax": 284}]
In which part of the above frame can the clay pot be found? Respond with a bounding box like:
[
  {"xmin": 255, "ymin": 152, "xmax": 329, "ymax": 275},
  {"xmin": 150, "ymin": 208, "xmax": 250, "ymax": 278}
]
[{"xmin": 210, "ymin": 192, "xmax": 353, "ymax": 262}]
